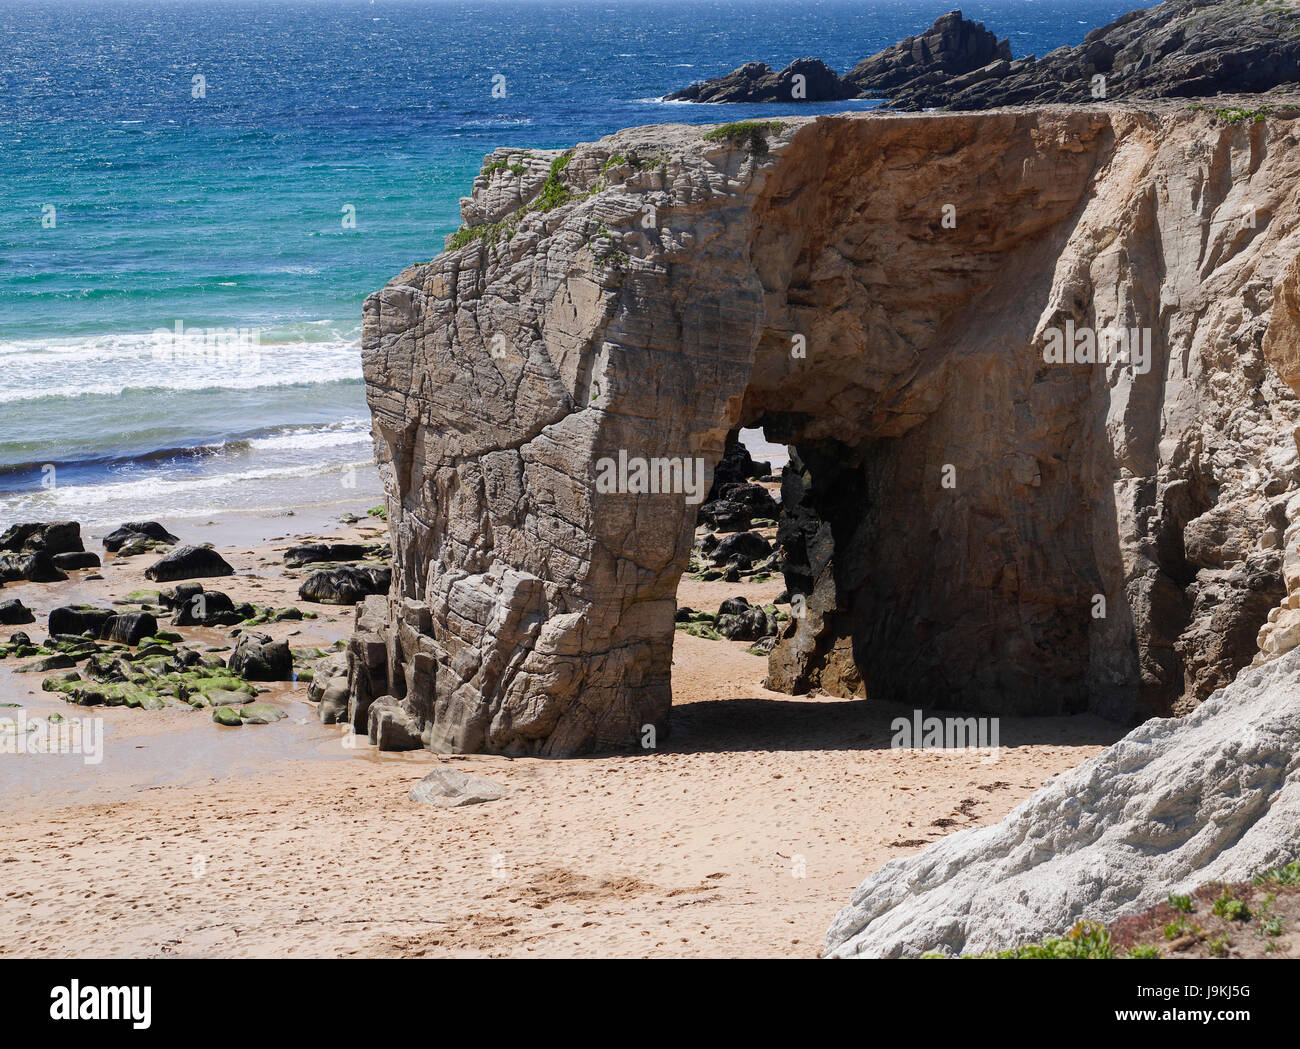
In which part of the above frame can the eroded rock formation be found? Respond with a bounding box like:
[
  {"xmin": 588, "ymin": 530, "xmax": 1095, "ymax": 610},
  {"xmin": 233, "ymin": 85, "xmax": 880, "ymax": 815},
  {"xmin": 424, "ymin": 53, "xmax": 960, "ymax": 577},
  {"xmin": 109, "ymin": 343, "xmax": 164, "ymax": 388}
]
[
  {"xmin": 825, "ymin": 644, "xmax": 1300, "ymax": 957},
  {"xmin": 352, "ymin": 102, "xmax": 1300, "ymax": 755}
]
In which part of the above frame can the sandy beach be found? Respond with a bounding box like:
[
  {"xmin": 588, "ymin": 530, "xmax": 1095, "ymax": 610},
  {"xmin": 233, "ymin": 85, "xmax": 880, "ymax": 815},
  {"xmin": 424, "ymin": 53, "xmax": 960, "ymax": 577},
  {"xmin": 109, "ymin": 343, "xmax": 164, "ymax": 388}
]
[{"xmin": 0, "ymin": 507, "xmax": 1119, "ymax": 958}]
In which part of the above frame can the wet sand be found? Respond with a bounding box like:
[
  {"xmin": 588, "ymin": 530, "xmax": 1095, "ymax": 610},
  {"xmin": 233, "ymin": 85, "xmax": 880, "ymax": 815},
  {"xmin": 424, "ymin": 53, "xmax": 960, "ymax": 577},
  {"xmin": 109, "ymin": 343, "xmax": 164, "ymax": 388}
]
[{"xmin": 0, "ymin": 507, "xmax": 1121, "ymax": 957}]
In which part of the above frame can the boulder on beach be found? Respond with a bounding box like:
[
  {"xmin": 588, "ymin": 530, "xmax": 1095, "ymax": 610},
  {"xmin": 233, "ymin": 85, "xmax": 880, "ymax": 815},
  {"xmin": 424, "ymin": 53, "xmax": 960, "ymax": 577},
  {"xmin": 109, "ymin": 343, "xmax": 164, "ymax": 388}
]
[
  {"xmin": 409, "ymin": 767, "xmax": 505, "ymax": 807},
  {"xmin": 0, "ymin": 598, "xmax": 35, "ymax": 626},
  {"xmin": 0, "ymin": 551, "xmax": 67, "ymax": 584},
  {"xmin": 48, "ymin": 605, "xmax": 117, "ymax": 637},
  {"xmin": 227, "ymin": 630, "xmax": 292, "ymax": 681},
  {"xmin": 283, "ymin": 542, "xmax": 370, "ymax": 568},
  {"xmin": 367, "ymin": 696, "xmax": 423, "ymax": 751},
  {"xmin": 309, "ymin": 652, "xmax": 350, "ymax": 724},
  {"xmin": 298, "ymin": 564, "xmax": 390, "ymax": 605},
  {"xmin": 166, "ymin": 585, "xmax": 248, "ymax": 626},
  {"xmin": 0, "ymin": 521, "xmax": 84, "ymax": 556},
  {"xmin": 99, "ymin": 612, "xmax": 158, "ymax": 646},
  {"xmin": 145, "ymin": 544, "xmax": 235, "ymax": 582},
  {"xmin": 103, "ymin": 521, "xmax": 180, "ymax": 553},
  {"xmin": 52, "ymin": 551, "xmax": 101, "ymax": 571}
]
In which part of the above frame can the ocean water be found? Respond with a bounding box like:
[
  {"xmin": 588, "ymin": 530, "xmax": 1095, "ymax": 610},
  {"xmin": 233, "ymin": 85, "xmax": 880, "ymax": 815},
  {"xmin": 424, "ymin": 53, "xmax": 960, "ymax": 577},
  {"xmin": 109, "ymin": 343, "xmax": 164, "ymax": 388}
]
[{"xmin": 0, "ymin": 0, "xmax": 1130, "ymax": 529}]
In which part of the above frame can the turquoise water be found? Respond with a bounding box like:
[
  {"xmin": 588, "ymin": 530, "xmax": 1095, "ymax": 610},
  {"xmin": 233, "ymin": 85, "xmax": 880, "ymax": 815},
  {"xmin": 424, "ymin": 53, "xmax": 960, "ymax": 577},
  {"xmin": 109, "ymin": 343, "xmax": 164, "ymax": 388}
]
[{"xmin": 0, "ymin": 0, "xmax": 1129, "ymax": 527}]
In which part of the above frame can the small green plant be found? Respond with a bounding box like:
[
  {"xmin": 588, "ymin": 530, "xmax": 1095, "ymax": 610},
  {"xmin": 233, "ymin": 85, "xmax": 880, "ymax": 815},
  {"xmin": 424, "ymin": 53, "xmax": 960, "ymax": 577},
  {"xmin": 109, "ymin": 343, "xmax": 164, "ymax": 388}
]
[
  {"xmin": 1262, "ymin": 917, "xmax": 1283, "ymax": 937},
  {"xmin": 1214, "ymin": 104, "xmax": 1270, "ymax": 125},
  {"xmin": 531, "ymin": 150, "xmax": 574, "ymax": 212},
  {"xmin": 1212, "ymin": 890, "xmax": 1250, "ymax": 921},
  {"xmin": 703, "ymin": 120, "xmax": 785, "ymax": 155},
  {"xmin": 1163, "ymin": 919, "xmax": 1189, "ymax": 939},
  {"xmin": 986, "ymin": 920, "xmax": 1115, "ymax": 959},
  {"xmin": 1207, "ymin": 935, "xmax": 1230, "ymax": 957},
  {"xmin": 366, "ymin": 505, "xmax": 387, "ymax": 521},
  {"xmin": 1255, "ymin": 861, "xmax": 1300, "ymax": 886},
  {"xmin": 1167, "ymin": 893, "xmax": 1193, "ymax": 913},
  {"xmin": 1125, "ymin": 944, "xmax": 1162, "ymax": 959}
]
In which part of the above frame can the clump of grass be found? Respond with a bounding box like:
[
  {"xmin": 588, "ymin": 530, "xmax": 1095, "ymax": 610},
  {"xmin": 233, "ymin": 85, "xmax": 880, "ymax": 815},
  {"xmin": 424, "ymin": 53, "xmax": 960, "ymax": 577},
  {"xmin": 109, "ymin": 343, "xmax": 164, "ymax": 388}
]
[
  {"xmin": 1211, "ymin": 889, "xmax": 1250, "ymax": 921},
  {"xmin": 1255, "ymin": 861, "xmax": 1300, "ymax": 886},
  {"xmin": 1167, "ymin": 893, "xmax": 1193, "ymax": 913},
  {"xmin": 530, "ymin": 150, "xmax": 574, "ymax": 212},
  {"xmin": 984, "ymin": 920, "xmax": 1118, "ymax": 959},
  {"xmin": 1215, "ymin": 104, "xmax": 1270, "ymax": 124},
  {"xmin": 703, "ymin": 120, "xmax": 785, "ymax": 155}
]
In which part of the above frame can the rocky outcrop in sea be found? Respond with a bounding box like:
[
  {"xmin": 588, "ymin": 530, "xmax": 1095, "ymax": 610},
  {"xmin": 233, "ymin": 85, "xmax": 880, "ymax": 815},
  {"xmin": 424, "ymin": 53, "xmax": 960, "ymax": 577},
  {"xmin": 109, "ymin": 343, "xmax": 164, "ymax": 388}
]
[{"xmin": 666, "ymin": 2, "xmax": 1300, "ymax": 109}]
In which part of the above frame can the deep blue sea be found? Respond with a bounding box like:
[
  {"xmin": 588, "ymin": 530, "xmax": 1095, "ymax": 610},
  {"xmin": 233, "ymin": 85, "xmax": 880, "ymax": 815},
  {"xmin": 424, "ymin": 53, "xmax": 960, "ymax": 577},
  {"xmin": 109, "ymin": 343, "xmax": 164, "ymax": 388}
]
[{"xmin": 0, "ymin": 0, "xmax": 1131, "ymax": 527}]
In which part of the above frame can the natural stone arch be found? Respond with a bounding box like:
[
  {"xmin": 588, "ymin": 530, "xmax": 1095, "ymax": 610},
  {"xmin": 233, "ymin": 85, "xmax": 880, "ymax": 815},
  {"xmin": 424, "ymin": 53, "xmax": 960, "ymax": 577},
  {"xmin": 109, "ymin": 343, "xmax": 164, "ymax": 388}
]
[{"xmin": 347, "ymin": 108, "xmax": 1300, "ymax": 755}]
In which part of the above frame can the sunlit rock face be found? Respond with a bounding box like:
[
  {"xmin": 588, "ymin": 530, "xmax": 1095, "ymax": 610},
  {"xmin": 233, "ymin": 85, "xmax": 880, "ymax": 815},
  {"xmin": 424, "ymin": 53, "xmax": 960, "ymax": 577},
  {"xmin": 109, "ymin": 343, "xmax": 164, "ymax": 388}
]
[{"xmin": 350, "ymin": 105, "xmax": 1300, "ymax": 755}]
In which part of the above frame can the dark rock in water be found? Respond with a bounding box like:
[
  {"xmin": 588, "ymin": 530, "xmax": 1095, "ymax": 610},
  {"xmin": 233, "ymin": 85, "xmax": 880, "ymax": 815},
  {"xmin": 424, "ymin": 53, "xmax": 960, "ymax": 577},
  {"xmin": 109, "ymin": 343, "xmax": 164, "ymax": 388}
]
[
  {"xmin": 842, "ymin": 9, "xmax": 1010, "ymax": 96},
  {"xmin": 52, "ymin": 551, "xmax": 101, "ymax": 571},
  {"xmin": 673, "ymin": 606, "xmax": 697, "ymax": 623},
  {"xmin": 48, "ymin": 605, "xmax": 117, "ymax": 637},
  {"xmin": 103, "ymin": 521, "xmax": 179, "ymax": 553},
  {"xmin": 711, "ymin": 530, "xmax": 772, "ymax": 566},
  {"xmin": 667, "ymin": 4, "xmax": 1300, "ymax": 113},
  {"xmin": 283, "ymin": 542, "xmax": 370, "ymax": 568},
  {"xmin": 367, "ymin": 696, "xmax": 424, "ymax": 751},
  {"xmin": 0, "ymin": 599, "xmax": 35, "ymax": 625},
  {"xmin": 8, "ymin": 631, "xmax": 32, "ymax": 647},
  {"xmin": 865, "ymin": 3, "xmax": 1300, "ymax": 110},
  {"xmin": 145, "ymin": 545, "xmax": 235, "ymax": 582},
  {"xmin": 99, "ymin": 612, "xmax": 158, "ymax": 646},
  {"xmin": 409, "ymin": 767, "xmax": 505, "ymax": 807},
  {"xmin": 0, "ymin": 551, "xmax": 67, "ymax": 583},
  {"xmin": 0, "ymin": 521, "xmax": 84, "ymax": 556},
  {"xmin": 667, "ymin": 57, "xmax": 858, "ymax": 103},
  {"xmin": 228, "ymin": 631, "xmax": 292, "ymax": 681},
  {"xmin": 299, "ymin": 564, "xmax": 391, "ymax": 605}
]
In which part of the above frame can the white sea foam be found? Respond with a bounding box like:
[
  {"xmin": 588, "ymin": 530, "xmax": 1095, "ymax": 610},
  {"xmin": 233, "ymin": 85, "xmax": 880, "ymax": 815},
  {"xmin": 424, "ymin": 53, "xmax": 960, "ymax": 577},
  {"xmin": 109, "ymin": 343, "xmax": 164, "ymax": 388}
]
[{"xmin": 0, "ymin": 327, "xmax": 363, "ymax": 403}]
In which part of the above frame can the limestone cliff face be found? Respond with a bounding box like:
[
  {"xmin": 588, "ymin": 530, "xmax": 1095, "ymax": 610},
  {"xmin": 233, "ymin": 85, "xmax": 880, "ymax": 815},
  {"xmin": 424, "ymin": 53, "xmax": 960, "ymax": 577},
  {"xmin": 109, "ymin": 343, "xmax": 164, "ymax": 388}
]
[{"xmin": 352, "ymin": 105, "xmax": 1300, "ymax": 755}]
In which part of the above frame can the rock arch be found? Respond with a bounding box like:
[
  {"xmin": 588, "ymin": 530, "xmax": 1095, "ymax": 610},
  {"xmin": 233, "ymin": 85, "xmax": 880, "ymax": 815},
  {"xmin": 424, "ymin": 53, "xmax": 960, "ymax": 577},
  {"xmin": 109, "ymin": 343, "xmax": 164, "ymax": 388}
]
[{"xmin": 347, "ymin": 108, "xmax": 1300, "ymax": 755}]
